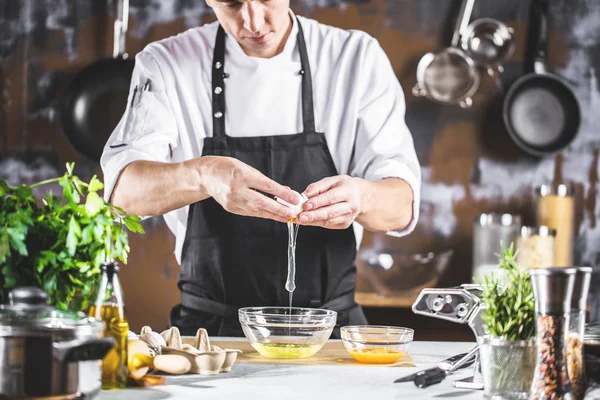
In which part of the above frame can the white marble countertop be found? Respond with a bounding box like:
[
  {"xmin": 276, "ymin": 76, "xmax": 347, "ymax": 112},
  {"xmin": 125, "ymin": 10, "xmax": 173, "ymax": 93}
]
[{"xmin": 97, "ymin": 340, "xmax": 485, "ymax": 400}]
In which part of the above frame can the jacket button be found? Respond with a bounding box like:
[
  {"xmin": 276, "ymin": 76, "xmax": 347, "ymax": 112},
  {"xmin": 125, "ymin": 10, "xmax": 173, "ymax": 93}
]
[
  {"xmin": 214, "ymin": 111, "xmax": 223, "ymax": 119},
  {"xmin": 215, "ymin": 62, "xmax": 222, "ymax": 69},
  {"xmin": 214, "ymin": 87, "xmax": 223, "ymax": 94}
]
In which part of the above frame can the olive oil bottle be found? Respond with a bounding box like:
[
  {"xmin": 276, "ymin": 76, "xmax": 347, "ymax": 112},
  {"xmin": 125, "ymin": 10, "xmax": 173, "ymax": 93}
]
[{"xmin": 89, "ymin": 261, "xmax": 129, "ymax": 390}]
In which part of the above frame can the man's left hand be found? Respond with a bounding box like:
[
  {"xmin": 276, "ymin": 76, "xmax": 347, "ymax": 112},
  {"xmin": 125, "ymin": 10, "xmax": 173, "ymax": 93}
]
[{"xmin": 297, "ymin": 175, "xmax": 366, "ymax": 229}]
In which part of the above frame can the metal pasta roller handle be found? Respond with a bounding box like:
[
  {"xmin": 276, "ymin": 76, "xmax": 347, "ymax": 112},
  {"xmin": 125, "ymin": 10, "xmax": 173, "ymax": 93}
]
[
  {"xmin": 414, "ymin": 345, "xmax": 479, "ymax": 388},
  {"xmin": 412, "ymin": 284, "xmax": 486, "ymax": 390}
]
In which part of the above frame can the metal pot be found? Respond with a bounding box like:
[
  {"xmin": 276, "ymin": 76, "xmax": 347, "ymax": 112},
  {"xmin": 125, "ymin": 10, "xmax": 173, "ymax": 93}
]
[
  {"xmin": 412, "ymin": 0, "xmax": 480, "ymax": 108},
  {"xmin": 460, "ymin": 17, "xmax": 515, "ymax": 76},
  {"xmin": 0, "ymin": 287, "xmax": 115, "ymax": 399}
]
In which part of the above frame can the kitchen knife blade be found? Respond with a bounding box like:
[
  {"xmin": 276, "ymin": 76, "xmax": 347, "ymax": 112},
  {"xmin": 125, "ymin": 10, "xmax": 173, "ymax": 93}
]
[{"xmin": 393, "ymin": 349, "xmax": 476, "ymax": 384}]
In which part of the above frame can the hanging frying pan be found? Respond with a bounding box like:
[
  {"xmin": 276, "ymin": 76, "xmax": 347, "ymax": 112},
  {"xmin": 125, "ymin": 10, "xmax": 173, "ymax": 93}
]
[
  {"xmin": 413, "ymin": 0, "xmax": 479, "ymax": 109},
  {"xmin": 502, "ymin": 0, "xmax": 580, "ymax": 157},
  {"xmin": 61, "ymin": 0, "xmax": 134, "ymax": 162}
]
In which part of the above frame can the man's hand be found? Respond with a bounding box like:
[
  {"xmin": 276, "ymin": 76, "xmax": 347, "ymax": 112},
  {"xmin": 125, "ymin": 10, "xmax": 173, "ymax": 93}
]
[
  {"xmin": 200, "ymin": 156, "xmax": 300, "ymax": 223},
  {"xmin": 297, "ymin": 176, "xmax": 366, "ymax": 229}
]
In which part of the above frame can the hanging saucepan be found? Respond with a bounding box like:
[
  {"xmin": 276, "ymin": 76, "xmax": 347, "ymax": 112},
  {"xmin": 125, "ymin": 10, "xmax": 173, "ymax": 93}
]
[
  {"xmin": 502, "ymin": 0, "xmax": 580, "ymax": 157},
  {"xmin": 460, "ymin": 17, "xmax": 515, "ymax": 76},
  {"xmin": 61, "ymin": 0, "xmax": 135, "ymax": 162},
  {"xmin": 413, "ymin": 0, "xmax": 479, "ymax": 109}
]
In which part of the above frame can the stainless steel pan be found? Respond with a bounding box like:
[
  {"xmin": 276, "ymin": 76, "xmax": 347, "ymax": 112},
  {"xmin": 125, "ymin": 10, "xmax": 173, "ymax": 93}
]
[
  {"xmin": 413, "ymin": 0, "xmax": 479, "ymax": 108},
  {"xmin": 502, "ymin": 0, "xmax": 580, "ymax": 157},
  {"xmin": 461, "ymin": 17, "xmax": 515, "ymax": 76}
]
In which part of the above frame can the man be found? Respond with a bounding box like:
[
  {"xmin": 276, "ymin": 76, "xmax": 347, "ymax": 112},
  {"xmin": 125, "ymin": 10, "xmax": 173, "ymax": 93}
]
[{"xmin": 101, "ymin": 0, "xmax": 421, "ymax": 337}]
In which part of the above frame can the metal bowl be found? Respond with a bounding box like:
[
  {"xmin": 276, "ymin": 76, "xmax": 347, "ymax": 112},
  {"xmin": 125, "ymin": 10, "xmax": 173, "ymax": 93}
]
[
  {"xmin": 357, "ymin": 247, "xmax": 454, "ymax": 297},
  {"xmin": 460, "ymin": 18, "xmax": 514, "ymax": 75}
]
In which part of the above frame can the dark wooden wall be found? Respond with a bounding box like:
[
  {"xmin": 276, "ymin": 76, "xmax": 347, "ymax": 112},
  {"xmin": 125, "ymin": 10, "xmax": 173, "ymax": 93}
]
[{"xmin": 1, "ymin": 0, "xmax": 599, "ymax": 341}]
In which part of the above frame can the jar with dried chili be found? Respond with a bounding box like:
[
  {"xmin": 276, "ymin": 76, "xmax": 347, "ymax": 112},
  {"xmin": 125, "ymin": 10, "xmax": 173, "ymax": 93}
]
[{"xmin": 529, "ymin": 267, "xmax": 577, "ymax": 400}]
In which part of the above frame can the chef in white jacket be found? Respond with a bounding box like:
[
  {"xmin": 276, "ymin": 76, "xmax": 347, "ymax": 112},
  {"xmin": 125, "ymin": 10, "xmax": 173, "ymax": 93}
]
[{"xmin": 101, "ymin": 0, "xmax": 421, "ymax": 337}]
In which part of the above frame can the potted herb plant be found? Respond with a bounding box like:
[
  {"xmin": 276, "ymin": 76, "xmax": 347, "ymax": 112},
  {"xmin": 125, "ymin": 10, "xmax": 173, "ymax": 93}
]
[
  {"xmin": 0, "ymin": 163, "xmax": 144, "ymax": 311},
  {"xmin": 478, "ymin": 243, "xmax": 537, "ymax": 399}
]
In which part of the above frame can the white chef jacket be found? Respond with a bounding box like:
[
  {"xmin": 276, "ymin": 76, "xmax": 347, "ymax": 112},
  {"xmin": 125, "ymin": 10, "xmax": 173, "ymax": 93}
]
[{"xmin": 101, "ymin": 11, "xmax": 421, "ymax": 265}]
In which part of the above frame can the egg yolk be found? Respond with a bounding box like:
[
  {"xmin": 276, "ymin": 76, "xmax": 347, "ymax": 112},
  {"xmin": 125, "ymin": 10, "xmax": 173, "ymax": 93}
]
[{"xmin": 349, "ymin": 348, "xmax": 405, "ymax": 364}]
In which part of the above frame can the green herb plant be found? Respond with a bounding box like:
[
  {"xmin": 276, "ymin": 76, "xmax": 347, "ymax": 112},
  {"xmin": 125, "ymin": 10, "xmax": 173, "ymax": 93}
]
[
  {"xmin": 479, "ymin": 242, "xmax": 536, "ymax": 341},
  {"xmin": 0, "ymin": 163, "xmax": 144, "ymax": 311},
  {"xmin": 478, "ymin": 242, "xmax": 537, "ymax": 393}
]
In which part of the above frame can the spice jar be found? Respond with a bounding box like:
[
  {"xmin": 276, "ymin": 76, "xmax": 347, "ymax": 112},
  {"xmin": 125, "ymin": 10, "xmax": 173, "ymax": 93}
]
[
  {"xmin": 472, "ymin": 213, "xmax": 521, "ymax": 283},
  {"xmin": 567, "ymin": 267, "xmax": 592, "ymax": 400},
  {"xmin": 536, "ymin": 184, "xmax": 575, "ymax": 267},
  {"xmin": 516, "ymin": 226, "xmax": 556, "ymax": 270},
  {"xmin": 529, "ymin": 267, "xmax": 577, "ymax": 400},
  {"xmin": 584, "ymin": 323, "xmax": 600, "ymax": 386}
]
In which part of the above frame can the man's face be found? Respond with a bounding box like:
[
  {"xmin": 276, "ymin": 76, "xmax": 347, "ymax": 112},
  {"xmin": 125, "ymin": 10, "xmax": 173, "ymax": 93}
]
[{"xmin": 206, "ymin": 0, "xmax": 292, "ymax": 58}]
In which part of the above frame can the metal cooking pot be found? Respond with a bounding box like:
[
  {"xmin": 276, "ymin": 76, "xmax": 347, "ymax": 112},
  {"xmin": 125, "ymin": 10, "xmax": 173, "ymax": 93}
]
[
  {"xmin": 460, "ymin": 17, "xmax": 515, "ymax": 76},
  {"xmin": 413, "ymin": 0, "xmax": 479, "ymax": 108},
  {"xmin": 0, "ymin": 287, "xmax": 115, "ymax": 399}
]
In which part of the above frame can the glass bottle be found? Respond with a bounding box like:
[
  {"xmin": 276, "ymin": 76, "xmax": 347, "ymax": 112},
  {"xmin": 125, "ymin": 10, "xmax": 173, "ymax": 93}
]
[
  {"xmin": 89, "ymin": 261, "xmax": 129, "ymax": 389},
  {"xmin": 536, "ymin": 184, "xmax": 575, "ymax": 267},
  {"xmin": 529, "ymin": 267, "xmax": 576, "ymax": 400},
  {"xmin": 567, "ymin": 267, "xmax": 591, "ymax": 400},
  {"xmin": 472, "ymin": 213, "xmax": 521, "ymax": 283}
]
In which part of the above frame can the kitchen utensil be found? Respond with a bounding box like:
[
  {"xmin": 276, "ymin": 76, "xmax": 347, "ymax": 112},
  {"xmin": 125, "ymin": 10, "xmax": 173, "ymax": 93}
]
[
  {"xmin": 414, "ymin": 345, "xmax": 480, "ymax": 388},
  {"xmin": 238, "ymin": 307, "xmax": 336, "ymax": 359},
  {"xmin": 503, "ymin": 0, "xmax": 581, "ymax": 157},
  {"xmin": 340, "ymin": 325, "xmax": 414, "ymax": 364},
  {"xmin": 413, "ymin": 0, "xmax": 479, "ymax": 108},
  {"xmin": 0, "ymin": 287, "xmax": 116, "ymax": 399},
  {"xmin": 61, "ymin": 0, "xmax": 135, "ymax": 161},
  {"xmin": 412, "ymin": 284, "xmax": 486, "ymax": 390},
  {"xmin": 460, "ymin": 18, "xmax": 515, "ymax": 76},
  {"xmin": 394, "ymin": 351, "xmax": 473, "ymax": 383},
  {"xmin": 472, "ymin": 213, "xmax": 521, "ymax": 283}
]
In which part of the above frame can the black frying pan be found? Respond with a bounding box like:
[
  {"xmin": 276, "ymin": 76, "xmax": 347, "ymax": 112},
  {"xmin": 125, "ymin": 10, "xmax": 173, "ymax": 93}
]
[
  {"xmin": 503, "ymin": 0, "xmax": 580, "ymax": 157},
  {"xmin": 61, "ymin": 0, "xmax": 134, "ymax": 162}
]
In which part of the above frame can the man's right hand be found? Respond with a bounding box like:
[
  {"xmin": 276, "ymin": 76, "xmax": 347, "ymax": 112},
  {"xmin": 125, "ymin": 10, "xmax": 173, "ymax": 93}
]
[{"xmin": 198, "ymin": 156, "xmax": 300, "ymax": 223}]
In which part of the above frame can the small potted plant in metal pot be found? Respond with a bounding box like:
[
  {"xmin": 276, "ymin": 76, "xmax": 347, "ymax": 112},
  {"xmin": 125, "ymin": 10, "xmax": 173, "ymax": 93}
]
[{"xmin": 478, "ymin": 243, "xmax": 537, "ymax": 400}]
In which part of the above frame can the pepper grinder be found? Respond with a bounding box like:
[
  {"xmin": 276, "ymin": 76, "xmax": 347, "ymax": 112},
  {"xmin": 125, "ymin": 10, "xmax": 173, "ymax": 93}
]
[
  {"xmin": 529, "ymin": 267, "xmax": 576, "ymax": 400},
  {"xmin": 567, "ymin": 267, "xmax": 592, "ymax": 400}
]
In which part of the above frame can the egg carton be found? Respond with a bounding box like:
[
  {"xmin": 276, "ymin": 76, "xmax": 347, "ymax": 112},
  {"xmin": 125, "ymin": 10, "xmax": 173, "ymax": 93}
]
[{"xmin": 138, "ymin": 326, "xmax": 242, "ymax": 375}]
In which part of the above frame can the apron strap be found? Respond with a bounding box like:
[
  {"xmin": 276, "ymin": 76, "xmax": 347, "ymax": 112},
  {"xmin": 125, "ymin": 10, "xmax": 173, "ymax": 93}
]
[
  {"xmin": 181, "ymin": 291, "xmax": 239, "ymax": 318},
  {"xmin": 211, "ymin": 16, "xmax": 316, "ymax": 138},
  {"xmin": 212, "ymin": 25, "xmax": 227, "ymax": 138},
  {"xmin": 319, "ymin": 292, "xmax": 357, "ymax": 313},
  {"xmin": 295, "ymin": 18, "xmax": 316, "ymax": 134}
]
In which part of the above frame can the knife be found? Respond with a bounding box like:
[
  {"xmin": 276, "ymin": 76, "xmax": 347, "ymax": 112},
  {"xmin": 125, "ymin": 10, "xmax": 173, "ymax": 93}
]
[
  {"xmin": 414, "ymin": 345, "xmax": 480, "ymax": 388},
  {"xmin": 393, "ymin": 346, "xmax": 478, "ymax": 384}
]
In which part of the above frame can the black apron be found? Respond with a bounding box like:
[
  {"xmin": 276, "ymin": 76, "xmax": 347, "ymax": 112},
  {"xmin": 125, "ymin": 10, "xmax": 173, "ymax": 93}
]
[{"xmin": 170, "ymin": 18, "xmax": 367, "ymax": 338}]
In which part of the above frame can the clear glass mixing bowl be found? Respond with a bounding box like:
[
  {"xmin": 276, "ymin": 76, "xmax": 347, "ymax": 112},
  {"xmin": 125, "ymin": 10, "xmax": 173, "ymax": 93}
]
[{"xmin": 239, "ymin": 307, "xmax": 337, "ymax": 359}]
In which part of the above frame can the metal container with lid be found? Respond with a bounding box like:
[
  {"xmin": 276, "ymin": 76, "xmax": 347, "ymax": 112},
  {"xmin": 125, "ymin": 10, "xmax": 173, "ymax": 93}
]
[
  {"xmin": 472, "ymin": 213, "xmax": 521, "ymax": 283},
  {"xmin": 516, "ymin": 225, "xmax": 556, "ymax": 270},
  {"xmin": 530, "ymin": 267, "xmax": 577, "ymax": 399},
  {"xmin": 536, "ymin": 183, "xmax": 575, "ymax": 267},
  {"xmin": 0, "ymin": 287, "xmax": 115, "ymax": 399}
]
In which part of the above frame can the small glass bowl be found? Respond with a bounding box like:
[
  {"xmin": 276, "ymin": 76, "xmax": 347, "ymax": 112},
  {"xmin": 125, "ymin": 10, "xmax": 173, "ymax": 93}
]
[
  {"xmin": 341, "ymin": 325, "xmax": 414, "ymax": 364},
  {"xmin": 239, "ymin": 307, "xmax": 337, "ymax": 359}
]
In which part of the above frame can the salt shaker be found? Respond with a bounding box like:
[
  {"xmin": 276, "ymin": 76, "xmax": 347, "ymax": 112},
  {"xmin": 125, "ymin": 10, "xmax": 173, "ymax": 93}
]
[
  {"xmin": 567, "ymin": 267, "xmax": 592, "ymax": 400},
  {"xmin": 529, "ymin": 267, "xmax": 576, "ymax": 400}
]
